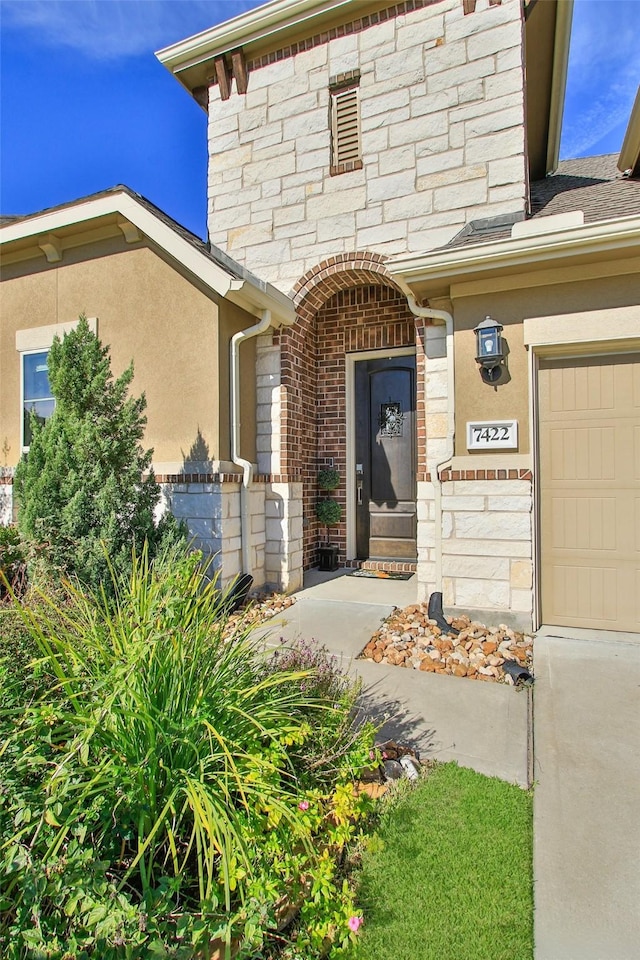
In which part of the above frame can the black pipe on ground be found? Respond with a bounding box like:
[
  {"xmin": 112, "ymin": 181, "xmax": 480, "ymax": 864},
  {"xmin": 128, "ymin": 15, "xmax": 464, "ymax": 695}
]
[
  {"xmin": 502, "ymin": 659, "xmax": 533, "ymax": 685},
  {"xmin": 427, "ymin": 591, "xmax": 460, "ymax": 636}
]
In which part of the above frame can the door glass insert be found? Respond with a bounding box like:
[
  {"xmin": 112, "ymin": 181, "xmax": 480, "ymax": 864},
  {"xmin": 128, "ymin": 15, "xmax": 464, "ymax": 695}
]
[{"xmin": 379, "ymin": 400, "xmax": 404, "ymax": 437}]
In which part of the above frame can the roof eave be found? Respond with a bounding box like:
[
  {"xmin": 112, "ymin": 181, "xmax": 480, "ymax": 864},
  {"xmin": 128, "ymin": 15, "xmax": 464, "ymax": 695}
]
[
  {"xmin": 545, "ymin": 0, "xmax": 573, "ymax": 175},
  {"xmin": 388, "ymin": 214, "xmax": 640, "ymax": 294},
  {"xmin": 0, "ymin": 191, "xmax": 295, "ymax": 327},
  {"xmin": 618, "ymin": 85, "xmax": 640, "ymax": 177},
  {"xmin": 155, "ymin": 0, "xmax": 351, "ymax": 91}
]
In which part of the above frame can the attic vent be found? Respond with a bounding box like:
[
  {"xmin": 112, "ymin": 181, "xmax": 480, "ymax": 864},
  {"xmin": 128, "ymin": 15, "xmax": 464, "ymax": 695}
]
[{"xmin": 330, "ymin": 71, "xmax": 362, "ymax": 176}]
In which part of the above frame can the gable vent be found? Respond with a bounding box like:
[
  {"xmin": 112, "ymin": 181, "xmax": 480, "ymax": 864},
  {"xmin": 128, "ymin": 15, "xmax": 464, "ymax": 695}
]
[
  {"xmin": 333, "ymin": 87, "xmax": 360, "ymax": 165},
  {"xmin": 329, "ymin": 72, "xmax": 362, "ymax": 176}
]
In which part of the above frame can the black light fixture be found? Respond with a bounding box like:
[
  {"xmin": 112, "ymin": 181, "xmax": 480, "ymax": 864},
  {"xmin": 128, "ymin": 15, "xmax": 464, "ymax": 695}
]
[{"xmin": 474, "ymin": 315, "xmax": 504, "ymax": 383}]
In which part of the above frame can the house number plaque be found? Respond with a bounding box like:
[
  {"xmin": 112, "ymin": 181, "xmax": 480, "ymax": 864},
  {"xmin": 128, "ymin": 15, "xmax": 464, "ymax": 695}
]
[{"xmin": 466, "ymin": 419, "xmax": 518, "ymax": 450}]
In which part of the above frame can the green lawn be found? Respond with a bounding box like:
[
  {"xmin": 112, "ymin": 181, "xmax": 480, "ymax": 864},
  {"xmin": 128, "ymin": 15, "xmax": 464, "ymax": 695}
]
[{"xmin": 349, "ymin": 763, "xmax": 533, "ymax": 960}]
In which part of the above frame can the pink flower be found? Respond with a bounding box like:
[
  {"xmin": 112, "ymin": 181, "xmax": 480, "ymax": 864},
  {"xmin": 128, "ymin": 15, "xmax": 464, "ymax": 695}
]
[
  {"xmin": 298, "ymin": 800, "xmax": 310, "ymax": 811},
  {"xmin": 348, "ymin": 916, "xmax": 363, "ymax": 933}
]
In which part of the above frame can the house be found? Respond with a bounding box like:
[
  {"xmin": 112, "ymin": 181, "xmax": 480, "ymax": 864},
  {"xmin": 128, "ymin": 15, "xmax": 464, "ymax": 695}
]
[
  {"xmin": 2, "ymin": 0, "xmax": 638, "ymax": 632},
  {"xmin": 155, "ymin": 0, "xmax": 639, "ymax": 631},
  {"xmin": 0, "ymin": 186, "xmax": 301, "ymax": 590}
]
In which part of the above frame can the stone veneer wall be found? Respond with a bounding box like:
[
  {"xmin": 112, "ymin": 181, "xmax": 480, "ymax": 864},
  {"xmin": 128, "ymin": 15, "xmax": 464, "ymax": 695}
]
[
  {"xmin": 1, "ymin": 466, "xmax": 303, "ymax": 592},
  {"xmin": 206, "ymin": 0, "xmax": 526, "ymax": 293},
  {"xmin": 418, "ymin": 468, "xmax": 534, "ymax": 630},
  {"xmin": 158, "ymin": 473, "xmax": 303, "ymax": 592},
  {"xmin": 0, "ymin": 470, "xmax": 13, "ymax": 526}
]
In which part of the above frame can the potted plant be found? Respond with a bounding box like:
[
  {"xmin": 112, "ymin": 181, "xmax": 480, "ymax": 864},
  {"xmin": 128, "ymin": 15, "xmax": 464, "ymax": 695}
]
[{"xmin": 316, "ymin": 468, "xmax": 342, "ymax": 571}]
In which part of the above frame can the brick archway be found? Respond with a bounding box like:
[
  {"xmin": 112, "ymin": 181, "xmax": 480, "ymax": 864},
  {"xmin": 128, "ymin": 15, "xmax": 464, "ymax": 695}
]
[
  {"xmin": 276, "ymin": 254, "xmax": 425, "ymax": 570},
  {"xmin": 291, "ymin": 252, "xmax": 403, "ymax": 326}
]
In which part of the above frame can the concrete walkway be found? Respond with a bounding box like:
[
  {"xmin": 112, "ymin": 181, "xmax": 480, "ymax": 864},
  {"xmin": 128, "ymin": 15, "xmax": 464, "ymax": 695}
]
[
  {"xmin": 533, "ymin": 628, "xmax": 640, "ymax": 960},
  {"xmin": 260, "ymin": 569, "xmax": 530, "ymax": 786},
  {"xmin": 259, "ymin": 573, "xmax": 640, "ymax": 953}
]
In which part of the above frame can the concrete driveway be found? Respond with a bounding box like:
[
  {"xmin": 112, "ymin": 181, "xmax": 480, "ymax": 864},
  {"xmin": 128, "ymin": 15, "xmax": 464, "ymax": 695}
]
[{"xmin": 533, "ymin": 627, "xmax": 640, "ymax": 960}]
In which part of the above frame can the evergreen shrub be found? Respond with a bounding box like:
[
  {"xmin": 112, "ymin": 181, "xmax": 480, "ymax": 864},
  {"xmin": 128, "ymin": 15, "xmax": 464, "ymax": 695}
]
[{"xmin": 13, "ymin": 316, "xmax": 183, "ymax": 594}]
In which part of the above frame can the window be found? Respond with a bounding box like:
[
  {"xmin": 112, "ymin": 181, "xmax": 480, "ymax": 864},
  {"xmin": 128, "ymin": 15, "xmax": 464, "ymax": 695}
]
[
  {"xmin": 330, "ymin": 70, "xmax": 362, "ymax": 176},
  {"xmin": 22, "ymin": 351, "xmax": 55, "ymax": 448},
  {"xmin": 16, "ymin": 318, "xmax": 97, "ymax": 450}
]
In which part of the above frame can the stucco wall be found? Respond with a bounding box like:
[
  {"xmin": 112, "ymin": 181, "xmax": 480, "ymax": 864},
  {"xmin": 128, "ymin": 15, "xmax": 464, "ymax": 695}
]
[
  {"xmin": 206, "ymin": 0, "xmax": 526, "ymax": 292},
  {"xmin": 0, "ymin": 237, "xmax": 258, "ymax": 470},
  {"xmin": 452, "ymin": 267, "xmax": 640, "ymax": 458}
]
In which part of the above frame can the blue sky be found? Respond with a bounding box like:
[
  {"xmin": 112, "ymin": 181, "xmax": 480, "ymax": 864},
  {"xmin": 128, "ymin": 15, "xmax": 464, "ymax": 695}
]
[{"xmin": 1, "ymin": 0, "xmax": 638, "ymax": 239}]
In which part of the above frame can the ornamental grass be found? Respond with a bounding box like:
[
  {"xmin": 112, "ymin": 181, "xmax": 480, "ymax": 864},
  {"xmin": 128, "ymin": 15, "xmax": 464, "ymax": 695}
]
[{"xmin": 0, "ymin": 546, "xmax": 373, "ymax": 959}]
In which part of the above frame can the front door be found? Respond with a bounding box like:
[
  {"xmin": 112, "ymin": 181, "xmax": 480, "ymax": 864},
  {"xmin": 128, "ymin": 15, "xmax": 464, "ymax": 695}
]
[{"xmin": 355, "ymin": 355, "xmax": 417, "ymax": 560}]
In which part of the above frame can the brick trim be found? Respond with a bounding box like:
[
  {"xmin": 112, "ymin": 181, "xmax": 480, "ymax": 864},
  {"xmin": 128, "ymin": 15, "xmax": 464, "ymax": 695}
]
[
  {"xmin": 330, "ymin": 158, "xmax": 363, "ymax": 177},
  {"xmin": 329, "ymin": 69, "xmax": 361, "ymax": 90},
  {"xmin": 156, "ymin": 472, "xmax": 297, "ymax": 484},
  {"xmin": 244, "ymin": 0, "xmax": 439, "ymax": 74},
  {"xmin": 291, "ymin": 252, "xmax": 403, "ymax": 325},
  {"xmin": 344, "ymin": 559, "xmax": 417, "ymax": 573},
  {"xmin": 419, "ymin": 468, "xmax": 533, "ymax": 482}
]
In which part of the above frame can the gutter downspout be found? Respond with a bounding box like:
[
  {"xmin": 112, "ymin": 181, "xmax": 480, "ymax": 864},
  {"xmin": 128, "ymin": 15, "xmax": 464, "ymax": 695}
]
[
  {"xmin": 231, "ymin": 309, "xmax": 273, "ymax": 578},
  {"xmin": 395, "ymin": 281, "xmax": 455, "ymax": 592}
]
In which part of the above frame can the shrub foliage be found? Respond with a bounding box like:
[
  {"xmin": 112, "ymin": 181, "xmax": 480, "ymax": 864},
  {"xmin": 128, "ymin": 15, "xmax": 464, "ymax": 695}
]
[
  {"xmin": 0, "ymin": 547, "xmax": 373, "ymax": 958},
  {"xmin": 13, "ymin": 316, "xmax": 181, "ymax": 594}
]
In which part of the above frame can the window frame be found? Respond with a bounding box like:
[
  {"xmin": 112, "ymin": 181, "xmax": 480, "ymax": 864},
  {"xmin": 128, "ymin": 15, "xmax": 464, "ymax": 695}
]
[
  {"xmin": 20, "ymin": 348, "xmax": 55, "ymax": 451},
  {"xmin": 16, "ymin": 317, "xmax": 98, "ymax": 452}
]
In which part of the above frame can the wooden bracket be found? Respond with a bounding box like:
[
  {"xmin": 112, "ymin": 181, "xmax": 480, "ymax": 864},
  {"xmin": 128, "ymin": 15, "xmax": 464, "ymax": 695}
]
[
  {"xmin": 214, "ymin": 55, "xmax": 232, "ymax": 101},
  {"xmin": 231, "ymin": 48, "xmax": 248, "ymax": 95},
  {"xmin": 192, "ymin": 85, "xmax": 209, "ymax": 109},
  {"xmin": 117, "ymin": 218, "xmax": 141, "ymax": 244},
  {"xmin": 463, "ymin": 0, "xmax": 477, "ymax": 13}
]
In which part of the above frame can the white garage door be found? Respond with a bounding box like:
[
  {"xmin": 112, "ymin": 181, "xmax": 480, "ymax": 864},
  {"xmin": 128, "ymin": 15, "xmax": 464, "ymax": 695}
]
[{"xmin": 538, "ymin": 353, "xmax": 640, "ymax": 632}]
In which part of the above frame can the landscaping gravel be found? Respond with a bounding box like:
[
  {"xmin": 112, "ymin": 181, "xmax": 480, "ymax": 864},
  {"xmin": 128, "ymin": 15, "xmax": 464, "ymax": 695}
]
[{"xmin": 359, "ymin": 603, "xmax": 534, "ymax": 683}]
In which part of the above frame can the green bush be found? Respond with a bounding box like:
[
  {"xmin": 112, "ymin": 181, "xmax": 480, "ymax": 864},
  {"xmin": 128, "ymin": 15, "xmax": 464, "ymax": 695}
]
[
  {"xmin": 13, "ymin": 316, "xmax": 184, "ymax": 597},
  {"xmin": 0, "ymin": 545, "xmax": 373, "ymax": 959},
  {"xmin": 0, "ymin": 526, "xmax": 26, "ymax": 600},
  {"xmin": 316, "ymin": 499, "xmax": 343, "ymax": 528},
  {"xmin": 265, "ymin": 638, "xmax": 372, "ymax": 789}
]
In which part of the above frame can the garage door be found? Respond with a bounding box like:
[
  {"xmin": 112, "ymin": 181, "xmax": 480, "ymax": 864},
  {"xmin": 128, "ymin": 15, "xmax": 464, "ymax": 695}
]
[{"xmin": 538, "ymin": 353, "xmax": 640, "ymax": 631}]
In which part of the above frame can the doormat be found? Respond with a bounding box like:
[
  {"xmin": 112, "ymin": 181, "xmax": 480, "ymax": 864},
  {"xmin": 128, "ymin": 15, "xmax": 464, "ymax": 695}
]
[{"xmin": 347, "ymin": 569, "xmax": 413, "ymax": 580}]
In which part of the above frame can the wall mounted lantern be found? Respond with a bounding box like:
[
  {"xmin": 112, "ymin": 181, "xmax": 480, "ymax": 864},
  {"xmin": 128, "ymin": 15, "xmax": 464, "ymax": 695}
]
[{"xmin": 473, "ymin": 315, "xmax": 504, "ymax": 383}]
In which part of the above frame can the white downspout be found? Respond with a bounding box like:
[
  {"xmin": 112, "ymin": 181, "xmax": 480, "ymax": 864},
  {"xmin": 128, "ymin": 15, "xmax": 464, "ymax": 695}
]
[
  {"xmin": 231, "ymin": 309, "xmax": 272, "ymax": 578},
  {"xmin": 395, "ymin": 282, "xmax": 455, "ymax": 592}
]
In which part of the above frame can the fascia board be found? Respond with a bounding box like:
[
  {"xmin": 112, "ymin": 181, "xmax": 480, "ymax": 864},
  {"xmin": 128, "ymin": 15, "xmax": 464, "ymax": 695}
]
[
  {"xmin": 0, "ymin": 192, "xmax": 295, "ymax": 324},
  {"xmin": 156, "ymin": 0, "xmax": 350, "ymax": 78},
  {"xmin": 0, "ymin": 194, "xmax": 234, "ymax": 298},
  {"xmin": 618, "ymin": 85, "xmax": 640, "ymax": 174},
  {"xmin": 388, "ymin": 215, "xmax": 640, "ymax": 287},
  {"xmin": 227, "ymin": 279, "xmax": 296, "ymax": 327},
  {"xmin": 546, "ymin": 0, "xmax": 574, "ymax": 174}
]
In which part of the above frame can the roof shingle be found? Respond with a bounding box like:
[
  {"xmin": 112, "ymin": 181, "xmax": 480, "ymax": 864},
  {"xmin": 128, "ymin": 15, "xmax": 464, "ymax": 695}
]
[{"xmin": 445, "ymin": 154, "xmax": 640, "ymax": 250}]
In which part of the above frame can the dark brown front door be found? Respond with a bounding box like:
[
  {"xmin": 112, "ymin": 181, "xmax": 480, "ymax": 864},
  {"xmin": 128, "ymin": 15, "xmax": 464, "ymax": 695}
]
[{"xmin": 355, "ymin": 355, "xmax": 417, "ymax": 560}]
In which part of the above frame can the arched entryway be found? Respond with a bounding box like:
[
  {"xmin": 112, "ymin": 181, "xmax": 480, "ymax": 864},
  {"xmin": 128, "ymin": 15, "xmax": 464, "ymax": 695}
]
[{"xmin": 274, "ymin": 253, "xmax": 428, "ymax": 570}]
